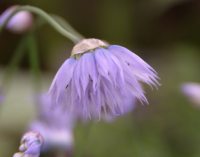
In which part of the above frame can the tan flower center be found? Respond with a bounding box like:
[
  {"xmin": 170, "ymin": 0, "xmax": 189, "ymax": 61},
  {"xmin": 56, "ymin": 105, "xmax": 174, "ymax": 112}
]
[{"xmin": 71, "ymin": 38, "xmax": 109, "ymax": 56}]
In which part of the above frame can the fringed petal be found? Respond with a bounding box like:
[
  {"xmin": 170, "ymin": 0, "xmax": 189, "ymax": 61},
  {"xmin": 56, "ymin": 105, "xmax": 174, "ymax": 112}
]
[{"xmin": 48, "ymin": 43, "xmax": 159, "ymax": 120}]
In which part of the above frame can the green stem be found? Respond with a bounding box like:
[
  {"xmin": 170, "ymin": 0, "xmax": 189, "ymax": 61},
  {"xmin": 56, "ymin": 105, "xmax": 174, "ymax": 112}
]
[
  {"xmin": 0, "ymin": 5, "xmax": 82, "ymax": 43},
  {"xmin": 2, "ymin": 36, "xmax": 27, "ymax": 87},
  {"xmin": 27, "ymin": 33, "xmax": 41, "ymax": 92},
  {"xmin": 51, "ymin": 14, "xmax": 84, "ymax": 40}
]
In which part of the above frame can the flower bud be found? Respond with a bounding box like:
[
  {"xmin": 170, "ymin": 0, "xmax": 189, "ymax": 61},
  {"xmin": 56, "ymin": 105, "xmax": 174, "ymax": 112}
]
[
  {"xmin": 20, "ymin": 131, "xmax": 43, "ymax": 155},
  {"xmin": 0, "ymin": 6, "xmax": 33, "ymax": 33}
]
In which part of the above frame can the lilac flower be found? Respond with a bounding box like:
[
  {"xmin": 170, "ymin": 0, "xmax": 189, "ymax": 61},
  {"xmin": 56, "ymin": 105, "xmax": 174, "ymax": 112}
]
[
  {"xmin": 181, "ymin": 82, "xmax": 200, "ymax": 107},
  {"xmin": 0, "ymin": 6, "xmax": 33, "ymax": 33},
  {"xmin": 30, "ymin": 93, "xmax": 74, "ymax": 151},
  {"xmin": 49, "ymin": 38, "xmax": 159, "ymax": 120}
]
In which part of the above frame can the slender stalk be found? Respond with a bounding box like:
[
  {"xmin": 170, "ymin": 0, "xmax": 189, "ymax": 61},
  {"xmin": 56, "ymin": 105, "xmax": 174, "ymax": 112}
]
[
  {"xmin": 0, "ymin": 5, "xmax": 82, "ymax": 43},
  {"xmin": 27, "ymin": 32, "xmax": 41, "ymax": 92},
  {"xmin": 51, "ymin": 14, "xmax": 84, "ymax": 40}
]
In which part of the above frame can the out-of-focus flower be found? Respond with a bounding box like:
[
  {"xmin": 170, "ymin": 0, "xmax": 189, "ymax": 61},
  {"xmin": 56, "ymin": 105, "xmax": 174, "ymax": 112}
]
[
  {"xmin": 13, "ymin": 131, "xmax": 43, "ymax": 157},
  {"xmin": 13, "ymin": 152, "xmax": 37, "ymax": 157},
  {"xmin": 31, "ymin": 122, "xmax": 74, "ymax": 151},
  {"xmin": 0, "ymin": 6, "xmax": 33, "ymax": 33},
  {"xmin": 14, "ymin": 93, "xmax": 75, "ymax": 156},
  {"xmin": 181, "ymin": 82, "xmax": 200, "ymax": 107},
  {"xmin": 34, "ymin": 93, "xmax": 75, "ymax": 129},
  {"xmin": 0, "ymin": 88, "xmax": 5, "ymax": 105},
  {"xmin": 13, "ymin": 152, "xmax": 23, "ymax": 157},
  {"xmin": 49, "ymin": 38, "xmax": 159, "ymax": 120},
  {"xmin": 30, "ymin": 93, "xmax": 74, "ymax": 151},
  {"xmin": 0, "ymin": 95, "xmax": 4, "ymax": 104}
]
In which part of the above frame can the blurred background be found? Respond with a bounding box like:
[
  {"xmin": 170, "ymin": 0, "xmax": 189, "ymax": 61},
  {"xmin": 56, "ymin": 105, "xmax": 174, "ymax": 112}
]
[{"xmin": 1, "ymin": 0, "xmax": 200, "ymax": 157}]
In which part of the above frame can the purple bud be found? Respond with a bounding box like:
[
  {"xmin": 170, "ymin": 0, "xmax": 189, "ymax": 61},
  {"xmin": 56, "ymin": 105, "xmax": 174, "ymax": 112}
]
[
  {"xmin": 0, "ymin": 6, "xmax": 33, "ymax": 33},
  {"xmin": 20, "ymin": 131, "xmax": 43, "ymax": 155}
]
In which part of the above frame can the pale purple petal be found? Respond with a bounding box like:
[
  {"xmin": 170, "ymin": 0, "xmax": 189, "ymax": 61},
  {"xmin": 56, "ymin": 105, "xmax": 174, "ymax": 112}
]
[{"xmin": 108, "ymin": 45, "xmax": 159, "ymax": 87}]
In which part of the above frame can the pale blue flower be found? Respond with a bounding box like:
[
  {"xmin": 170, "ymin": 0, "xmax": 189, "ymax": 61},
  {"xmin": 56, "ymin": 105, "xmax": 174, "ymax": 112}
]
[{"xmin": 49, "ymin": 39, "xmax": 159, "ymax": 120}]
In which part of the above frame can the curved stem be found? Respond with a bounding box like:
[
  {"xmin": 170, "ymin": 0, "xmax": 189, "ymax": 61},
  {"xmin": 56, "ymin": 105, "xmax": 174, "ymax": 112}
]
[
  {"xmin": 51, "ymin": 14, "xmax": 84, "ymax": 40},
  {"xmin": 0, "ymin": 5, "xmax": 82, "ymax": 43}
]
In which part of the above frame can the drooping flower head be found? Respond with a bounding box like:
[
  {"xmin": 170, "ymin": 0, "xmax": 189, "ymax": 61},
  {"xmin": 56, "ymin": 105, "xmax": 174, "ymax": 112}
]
[
  {"xmin": 49, "ymin": 38, "xmax": 159, "ymax": 120},
  {"xmin": 0, "ymin": 6, "xmax": 33, "ymax": 33},
  {"xmin": 181, "ymin": 82, "xmax": 200, "ymax": 107}
]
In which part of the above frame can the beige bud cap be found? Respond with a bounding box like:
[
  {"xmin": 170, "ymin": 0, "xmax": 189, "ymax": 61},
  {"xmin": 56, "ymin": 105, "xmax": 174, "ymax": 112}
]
[{"xmin": 71, "ymin": 38, "xmax": 109, "ymax": 56}]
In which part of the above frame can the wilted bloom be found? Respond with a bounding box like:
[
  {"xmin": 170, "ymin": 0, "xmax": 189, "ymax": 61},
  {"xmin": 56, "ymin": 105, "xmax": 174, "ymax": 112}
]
[
  {"xmin": 30, "ymin": 93, "xmax": 74, "ymax": 151},
  {"xmin": 13, "ymin": 131, "xmax": 43, "ymax": 157},
  {"xmin": 181, "ymin": 82, "xmax": 200, "ymax": 107},
  {"xmin": 0, "ymin": 6, "xmax": 33, "ymax": 33},
  {"xmin": 49, "ymin": 38, "xmax": 159, "ymax": 120}
]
